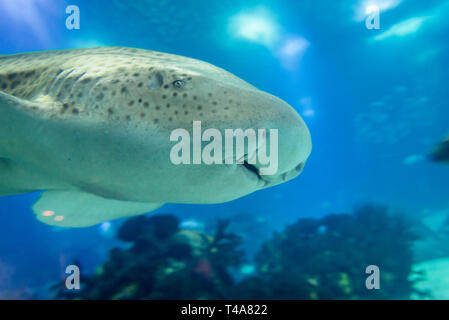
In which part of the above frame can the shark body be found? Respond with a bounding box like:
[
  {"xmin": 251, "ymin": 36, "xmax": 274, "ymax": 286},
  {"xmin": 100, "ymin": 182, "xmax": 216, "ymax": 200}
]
[{"xmin": 0, "ymin": 47, "xmax": 311, "ymax": 227}]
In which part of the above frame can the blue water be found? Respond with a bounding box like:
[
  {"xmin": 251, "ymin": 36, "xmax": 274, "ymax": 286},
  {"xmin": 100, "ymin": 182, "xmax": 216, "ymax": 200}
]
[{"xmin": 0, "ymin": 0, "xmax": 448, "ymax": 298}]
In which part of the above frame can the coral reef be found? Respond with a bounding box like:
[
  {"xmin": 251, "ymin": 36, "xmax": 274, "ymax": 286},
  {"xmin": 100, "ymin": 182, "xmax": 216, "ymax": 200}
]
[
  {"xmin": 54, "ymin": 206, "xmax": 419, "ymax": 300},
  {"xmin": 233, "ymin": 205, "xmax": 419, "ymax": 299},
  {"xmin": 430, "ymin": 136, "xmax": 449, "ymax": 164},
  {"xmin": 54, "ymin": 214, "xmax": 244, "ymax": 299}
]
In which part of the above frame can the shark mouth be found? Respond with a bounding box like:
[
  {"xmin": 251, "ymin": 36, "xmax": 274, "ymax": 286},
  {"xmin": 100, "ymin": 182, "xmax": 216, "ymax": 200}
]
[
  {"xmin": 241, "ymin": 160, "xmax": 268, "ymax": 188},
  {"xmin": 243, "ymin": 160, "xmax": 263, "ymax": 181},
  {"xmin": 233, "ymin": 147, "xmax": 306, "ymax": 188},
  {"xmin": 233, "ymin": 150, "xmax": 268, "ymax": 187},
  {"xmin": 241, "ymin": 159, "xmax": 306, "ymax": 188}
]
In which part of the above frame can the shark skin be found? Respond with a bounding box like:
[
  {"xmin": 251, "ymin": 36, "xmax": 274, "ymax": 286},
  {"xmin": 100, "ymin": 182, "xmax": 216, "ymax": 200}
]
[{"xmin": 0, "ymin": 47, "xmax": 312, "ymax": 227}]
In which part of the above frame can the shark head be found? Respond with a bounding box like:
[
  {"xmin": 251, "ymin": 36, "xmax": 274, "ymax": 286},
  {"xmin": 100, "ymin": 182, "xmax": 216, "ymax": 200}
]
[
  {"xmin": 78, "ymin": 48, "xmax": 312, "ymax": 203},
  {"xmin": 0, "ymin": 47, "xmax": 311, "ymax": 226}
]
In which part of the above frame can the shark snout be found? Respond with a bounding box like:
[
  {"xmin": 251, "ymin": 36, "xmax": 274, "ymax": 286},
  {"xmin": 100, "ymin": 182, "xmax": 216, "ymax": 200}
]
[{"xmin": 244, "ymin": 93, "xmax": 312, "ymax": 188}]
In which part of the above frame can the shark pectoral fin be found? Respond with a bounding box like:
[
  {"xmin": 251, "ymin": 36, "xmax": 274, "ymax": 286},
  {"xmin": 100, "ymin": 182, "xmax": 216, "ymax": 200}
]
[{"xmin": 32, "ymin": 190, "xmax": 163, "ymax": 228}]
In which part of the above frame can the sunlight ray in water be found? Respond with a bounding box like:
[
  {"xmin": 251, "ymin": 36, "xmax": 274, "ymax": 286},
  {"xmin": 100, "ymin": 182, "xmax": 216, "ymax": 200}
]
[{"xmin": 0, "ymin": 0, "xmax": 54, "ymax": 45}]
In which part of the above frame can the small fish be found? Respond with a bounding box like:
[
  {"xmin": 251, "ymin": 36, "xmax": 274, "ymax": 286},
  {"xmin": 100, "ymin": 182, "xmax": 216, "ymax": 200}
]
[{"xmin": 430, "ymin": 136, "xmax": 449, "ymax": 164}]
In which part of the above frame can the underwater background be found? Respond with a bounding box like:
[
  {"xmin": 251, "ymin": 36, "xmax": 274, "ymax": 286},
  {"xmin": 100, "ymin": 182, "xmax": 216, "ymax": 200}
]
[{"xmin": 0, "ymin": 0, "xmax": 448, "ymax": 299}]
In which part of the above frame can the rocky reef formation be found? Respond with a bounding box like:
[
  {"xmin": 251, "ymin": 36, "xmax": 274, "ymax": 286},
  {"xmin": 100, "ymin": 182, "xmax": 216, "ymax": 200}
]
[{"xmin": 54, "ymin": 206, "xmax": 420, "ymax": 300}]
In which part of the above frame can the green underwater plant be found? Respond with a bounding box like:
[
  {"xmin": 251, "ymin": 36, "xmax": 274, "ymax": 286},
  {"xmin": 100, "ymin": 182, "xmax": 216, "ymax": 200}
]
[{"xmin": 54, "ymin": 206, "xmax": 420, "ymax": 300}]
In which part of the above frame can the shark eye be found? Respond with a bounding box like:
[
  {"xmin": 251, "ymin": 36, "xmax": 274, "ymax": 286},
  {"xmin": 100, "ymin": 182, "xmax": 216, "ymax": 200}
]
[{"xmin": 172, "ymin": 80, "xmax": 185, "ymax": 89}]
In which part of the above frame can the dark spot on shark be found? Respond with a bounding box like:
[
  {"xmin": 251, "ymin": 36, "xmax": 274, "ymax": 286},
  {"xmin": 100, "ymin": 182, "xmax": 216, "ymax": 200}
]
[
  {"xmin": 24, "ymin": 71, "xmax": 35, "ymax": 78},
  {"xmin": 61, "ymin": 103, "xmax": 69, "ymax": 113},
  {"xmin": 10, "ymin": 80, "xmax": 20, "ymax": 90},
  {"xmin": 7, "ymin": 73, "xmax": 17, "ymax": 80}
]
